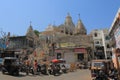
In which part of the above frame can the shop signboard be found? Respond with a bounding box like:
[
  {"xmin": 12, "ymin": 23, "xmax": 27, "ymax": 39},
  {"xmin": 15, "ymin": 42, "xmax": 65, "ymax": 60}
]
[
  {"xmin": 74, "ymin": 48, "xmax": 86, "ymax": 53},
  {"xmin": 60, "ymin": 42, "xmax": 75, "ymax": 48}
]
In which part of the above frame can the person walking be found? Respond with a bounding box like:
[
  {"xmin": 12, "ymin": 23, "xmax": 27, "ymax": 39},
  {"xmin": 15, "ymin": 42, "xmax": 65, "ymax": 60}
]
[
  {"xmin": 48, "ymin": 64, "xmax": 52, "ymax": 75},
  {"xmin": 61, "ymin": 64, "xmax": 67, "ymax": 73},
  {"xmin": 33, "ymin": 60, "xmax": 38, "ymax": 75},
  {"xmin": 25, "ymin": 59, "xmax": 30, "ymax": 75}
]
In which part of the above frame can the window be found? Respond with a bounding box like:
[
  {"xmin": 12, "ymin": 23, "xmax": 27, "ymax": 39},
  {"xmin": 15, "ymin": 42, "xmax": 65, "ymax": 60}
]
[
  {"xmin": 95, "ymin": 41, "xmax": 99, "ymax": 44},
  {"xmin": 70, "ymin": 33, "xmax": 72, "ymax": 35},
  {"xmin": 107, "ymin": 44, "xmax": 110, "ymax": 48},
  {"xmin": 66, "ymin": 32, "xmax": 68, "ymax": 34},
  {"xmin": 92, "ymin": 62, "xmax": 104, "ymax": 67},
  {"xmin": 61, "ymin": 30, "xmax": 63, "ymax": 33},
  {"xmin": 94, "ymin": 33, "xmax": 97, "ymax": 37},
  {"xmin": 105, "ymin": 36, "xmax": 110, "ymax": 40}
]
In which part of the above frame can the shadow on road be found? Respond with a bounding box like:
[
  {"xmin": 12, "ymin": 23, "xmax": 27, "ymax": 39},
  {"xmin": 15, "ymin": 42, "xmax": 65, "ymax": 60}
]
[
  {"xmin": 15, "ymin": 74, "xmax": 26, "ymax": 77},
  {"xmin": 2, "ymin": 73, "xmax": 26, "ymax": 77}
]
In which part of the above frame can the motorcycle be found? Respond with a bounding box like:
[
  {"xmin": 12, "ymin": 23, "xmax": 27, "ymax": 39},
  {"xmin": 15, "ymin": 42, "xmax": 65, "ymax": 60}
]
[
  {"xmin": 25, "ymin": 65, "xmax": 29, "ymax": 75},
  {"xmin": 29, "ymin": 66, "xmax": 34, "ymax": 75},
  {"xmin": 109, "ymin": 69, "xmax": 118, "ymax": 80},
  {"xmin": 95, "ymin": 70, "xmax": 109, "ymax": 80}
]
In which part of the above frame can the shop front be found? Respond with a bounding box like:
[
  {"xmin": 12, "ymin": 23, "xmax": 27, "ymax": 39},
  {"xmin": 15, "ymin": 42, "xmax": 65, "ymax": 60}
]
[
  {"xmin": 54, "ymin": 47, "xmax": 87, "ymax": 63},
  {"xmin": 74, "ymin": 48, "xmax": 87, "ymax": 62},
  {"xmin": 55, "ymin": 48, "xmax": 75, "ymax": 63}
]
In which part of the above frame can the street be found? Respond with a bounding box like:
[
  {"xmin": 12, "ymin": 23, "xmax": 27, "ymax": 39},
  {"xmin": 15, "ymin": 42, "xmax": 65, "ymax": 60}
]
[{"xmin": 0, "ymin": 69, "xmax": 91, "ymax": 80}]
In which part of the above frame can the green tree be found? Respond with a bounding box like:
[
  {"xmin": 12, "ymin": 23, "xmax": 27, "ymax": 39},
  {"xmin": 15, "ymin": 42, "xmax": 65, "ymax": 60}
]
[{"xmin": 34, "ymin": 30, "xmax": 39, "ymax": 37}]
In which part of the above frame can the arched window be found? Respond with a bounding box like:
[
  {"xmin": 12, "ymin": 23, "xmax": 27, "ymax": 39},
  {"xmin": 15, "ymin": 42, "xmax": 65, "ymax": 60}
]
[{"xmin": 94, "ymin": 33, "xmax": 97, "ymax": 37}]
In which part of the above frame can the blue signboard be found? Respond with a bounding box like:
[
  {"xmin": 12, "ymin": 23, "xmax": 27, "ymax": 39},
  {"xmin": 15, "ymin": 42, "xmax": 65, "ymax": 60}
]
[
  {"xmin": 0, "ymin": 38, "xmax": 7, "ymax": 49},
  {"xmin": 0, "ymin": 43, "xmax": 6, "ymax": 49}
]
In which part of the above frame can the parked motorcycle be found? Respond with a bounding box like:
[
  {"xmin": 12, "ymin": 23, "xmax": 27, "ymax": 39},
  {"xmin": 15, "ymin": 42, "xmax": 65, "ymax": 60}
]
[
  {"xmin": 109, "ymin": 69, "xmax": 118, "ymax": 80},
  {"xmin": 61, "ymin": 65, "xmax": 67, "ymax": 73},
  {"xmin": 29, "ymin": 66, "xmax": 34, "ymax": 75},
  {"xmin": 25, "ymin": 65, "xmax": 30, "ymax": 75},
  {"xmin": 95, "ymin": 70, "xmax": 109, "ymax": 80}
]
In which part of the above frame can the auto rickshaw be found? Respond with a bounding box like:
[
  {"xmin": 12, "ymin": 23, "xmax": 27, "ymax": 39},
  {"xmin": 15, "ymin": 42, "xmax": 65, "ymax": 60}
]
[
  {"xmin": 2, "ymin": 57, "xmax": 20, "ymax": 75},
  {"xmin": 90, "ymin": 59, "xmax": 114, "ymax": 80}
]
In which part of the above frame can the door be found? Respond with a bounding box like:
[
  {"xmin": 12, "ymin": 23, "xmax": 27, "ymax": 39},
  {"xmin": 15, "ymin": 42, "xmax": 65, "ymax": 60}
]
[
  {"xmin": 77, "ymin": 53, "xmax": 84, "ymax": 61},
  {"xmin": 57, "ymin": 53, "xmax": 61, "ymax": 59}
]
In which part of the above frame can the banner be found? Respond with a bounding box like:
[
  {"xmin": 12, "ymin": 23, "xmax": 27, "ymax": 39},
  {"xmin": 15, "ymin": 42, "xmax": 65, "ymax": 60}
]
[{"xmin": 60, "ymin": 42, "xmax": 75, "ymax": 48}]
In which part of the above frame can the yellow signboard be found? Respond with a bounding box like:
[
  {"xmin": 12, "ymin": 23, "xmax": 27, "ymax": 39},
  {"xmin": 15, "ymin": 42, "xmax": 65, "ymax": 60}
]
[{"xmin": 60, "ymin": 42, "xmax": 76, "ymax": 47}]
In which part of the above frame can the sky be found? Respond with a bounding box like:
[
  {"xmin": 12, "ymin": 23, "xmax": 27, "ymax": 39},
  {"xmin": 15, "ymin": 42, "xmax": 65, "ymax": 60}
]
[{"xmin": 0, "ymin": 0, "xmax": 120, "ymax": 36}]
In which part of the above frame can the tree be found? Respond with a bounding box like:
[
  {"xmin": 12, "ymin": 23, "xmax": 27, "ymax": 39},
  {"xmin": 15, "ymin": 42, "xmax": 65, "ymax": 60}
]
[
  {"xmin": 34, "ymin": 30, "xmax": 39, "ymax": 37},
  {"xmin": 0, "ymin": 29, "xmax": 7, "ymax": 49}
]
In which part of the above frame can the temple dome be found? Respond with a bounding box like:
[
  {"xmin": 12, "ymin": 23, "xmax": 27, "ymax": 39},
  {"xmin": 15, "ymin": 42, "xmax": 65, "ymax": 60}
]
[{"xmin": 46, "ymin": 24, "xmax": 54, "ymax": 31}]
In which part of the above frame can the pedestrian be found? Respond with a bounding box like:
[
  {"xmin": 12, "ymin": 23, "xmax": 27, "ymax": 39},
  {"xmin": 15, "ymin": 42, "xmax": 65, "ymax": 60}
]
[
  {"xmin": 37, "ymin": 63, "xmax": 41, "ymax": 75},
  {"xmin": 52, "ymin": 64, "xmax": 57, "ymax": 76},
  {"xmin": 56, "ymin": 64, "xmax": 61, "ymax": 74},
  {"xmin": 48, "ymin": 64, "xmax": 52, "ymax": 75},
  {"xmin": 33, "ymin": 60, "xmax": 38, "ymax": 75},
  {"xmin": 61, "ymin": 64, "xmax": 67, "ymax": 73},
  {"xmin": 25, "ymin": 59, "xmax": 30, "ymax": 75}
]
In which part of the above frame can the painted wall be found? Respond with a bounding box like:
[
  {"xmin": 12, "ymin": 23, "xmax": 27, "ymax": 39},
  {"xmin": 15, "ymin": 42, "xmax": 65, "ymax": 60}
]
[{"xmin": 114, "ymin": 24, "xmax": 120, "ymax": 48}]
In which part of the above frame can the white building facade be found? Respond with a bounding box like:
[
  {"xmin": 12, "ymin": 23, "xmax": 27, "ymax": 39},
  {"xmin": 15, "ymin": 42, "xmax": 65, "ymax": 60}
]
[
  {"xmin": 90, "ymin": 29, "xmax": 112, "ymax": 59},
  {"xmin": 109, "ymin": 8, "xmax": 120, "ymax": 48}
]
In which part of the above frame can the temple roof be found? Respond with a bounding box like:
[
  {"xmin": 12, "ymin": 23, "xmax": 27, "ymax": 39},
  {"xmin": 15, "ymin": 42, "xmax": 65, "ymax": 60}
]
[
  {"xmin": 64, "ymin": 13, "xmax": 75, "ymax": 28},
  {"xmin": 26, "ymin": 24, "xmax": 37, "ymax": 39},
  {"xmin": 45, "ymin": 24, "xmax": 55, "ymax": 31},
  {"xmin": 75, "ymin": 18, "xmax": 87, "ymax": 35}
]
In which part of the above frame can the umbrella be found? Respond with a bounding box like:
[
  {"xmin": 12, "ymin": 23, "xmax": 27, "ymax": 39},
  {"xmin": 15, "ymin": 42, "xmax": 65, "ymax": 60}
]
[
  {"xmin": 58, "ymin": 58, "xmax": 65, "ymax": 61},
  {"xmin": 58, "ymin": 58, "xmax": 66, "ymax": 63},
  {"xmin": 51, "ymin": 59, "xmax": 60, "ymax": 63}
]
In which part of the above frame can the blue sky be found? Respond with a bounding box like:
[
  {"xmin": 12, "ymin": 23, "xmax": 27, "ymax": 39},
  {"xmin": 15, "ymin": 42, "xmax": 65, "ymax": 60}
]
[{"xmin": 0, "ymin": 0, "xmax": 120, "ymax": 36}]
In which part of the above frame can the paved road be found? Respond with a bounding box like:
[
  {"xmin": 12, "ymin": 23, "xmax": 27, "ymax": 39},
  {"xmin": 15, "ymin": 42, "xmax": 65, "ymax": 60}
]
[{"xmin": 0, "ymin": 69, "xmax": 91, "ymax": 80}]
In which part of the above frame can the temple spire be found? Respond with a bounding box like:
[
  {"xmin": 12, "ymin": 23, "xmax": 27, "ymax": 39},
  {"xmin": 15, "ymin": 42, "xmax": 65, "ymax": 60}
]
[
  {"xmin": 67, "ymin": 12, "xmax": 70, "ymax": 16},
  {"xmin": 30, "ymin": 21, "xmax": 32, "ymax": 26},
  {"xmin": 53, "ymin": 21, "xmax": 55, "ymax": 26},
  {"xmin": 26, "ymin": 21, "xmax": 34, "ymax": 35},
  {"xmin": 75, "ymin": 14, "xmax": 87, "ymax": 35},
  {"xmin": 78, "ymin": 13, "xmax": 80, "ymax": 20}
]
